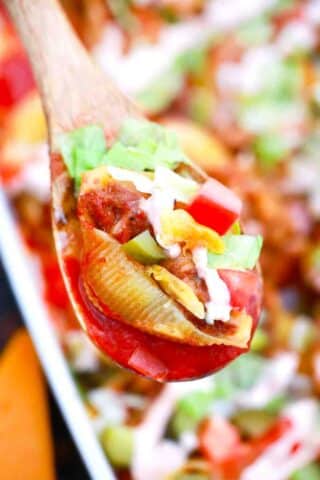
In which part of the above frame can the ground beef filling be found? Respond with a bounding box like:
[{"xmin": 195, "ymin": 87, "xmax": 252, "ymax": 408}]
[
  {"xmin": 161, "ymin": 254, "xmax": 209, "ymax": 304},
  {"xmin": 78, "ymin": 182, "xmax": 149, "ymax": 243},
  {"xmin": 79, "ymin": 181, "xmax": 210, "ymax": 304}
]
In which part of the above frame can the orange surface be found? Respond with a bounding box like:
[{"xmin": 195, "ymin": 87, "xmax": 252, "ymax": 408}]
[{"xmin": 0, "ymin": 329, "xmax": 55, "ymax": 480}]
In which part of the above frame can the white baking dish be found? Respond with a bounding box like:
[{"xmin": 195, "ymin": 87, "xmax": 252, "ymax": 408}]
[{"xmin": 0, "ymin": 187, "xmax": 116, "ymax": 480}]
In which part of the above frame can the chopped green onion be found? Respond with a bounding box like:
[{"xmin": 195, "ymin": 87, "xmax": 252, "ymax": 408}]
[
  {"xmin": 100, "ymin": 425, "xmax": 134, "ymax": 468},
  {"xmin": 264, "ymin": 395, "xmax": 288, "ymax": 415},
  {"xmin": 123, "ymin": 230, "xmax": 166, "ymax": 265},
  {"xmin": 187, "ymin": 87, "xmax": 213, "ymax": 126},
  {"xmin": 251, "ymin": 328, "xmax": 269, "ymax": 352},
  {"xmin": 237, "ymin": 16, "xmax": 272, "ymax": 46},
  {"xmin": 175, "ymin": 46, "xmax": 207, "ymax": 77},
  {"xmin": 171, "ymin": 390, "xmax": 214, "ymax": 437}
]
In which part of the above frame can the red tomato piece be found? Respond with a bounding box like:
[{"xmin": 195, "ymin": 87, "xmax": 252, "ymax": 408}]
[
  {"xmin": 219, "ymin": 269, "xmax": 263, "ymax": 326},
  {"xmin": 200, "ymin": 417, "xmax": 292, "ymax": 479},
  {"xmin": 0, "ymin": 50, "xmax": 35, "ymax": 108},
  {"xmin": 273, "ymin": 5, "xmax": 304, "ymax": 32},
  {"xmin": 199, "ymin": 418, "xmax": 252, "ymax": 479},
  {"xmin": 187, "ymin": 178, "xmax": 242, "ymax": 235},
  {"xmin": 200, "ymin": 417, "xmax": 242, "ymax": 461},
  {"xmin": 128, "ymin": 346, "xmax": 168, "ymax": 381}
]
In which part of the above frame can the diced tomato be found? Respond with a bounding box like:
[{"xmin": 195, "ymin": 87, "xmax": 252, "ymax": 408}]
[
  {"xmin": 219, "ymin": 269, "xmax": 263, "ymax": 326},
  {"xmin": 128, "ymin": 346, "xmax": 168, "ymax": 381},
  {"xmin": 252, "ymin": 417, "xmax": 292, "ymax": 454},
  {"xmin": 61, "ymin": 255, "xmax": 262, "ymax": 381},
  {"xmin": 187, "ymin": 178, "xmax": 242, "ymax": 235},
  {"xmin": 273, "ymin": 6, "xmax": 305, "ymax": 32},
  {"xmin": 199, "ymin": 417, "xmax": 292, "ymax": 479},
  {"xmin": 200, "ymin": 417, "xmax": 243, "ymax": 461},
  {"xmin": 199, "ymin": 418, "xmax": 252, "ymax": 479},
  {"xmin": 0, "ymin": 50, "xmax": 35, "ymax": 108}
]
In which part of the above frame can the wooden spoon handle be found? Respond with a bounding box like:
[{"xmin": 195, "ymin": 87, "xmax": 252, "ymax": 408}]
[{"xmin": 3, "ymin": 0, "xmax": 139, "ymax": 147}]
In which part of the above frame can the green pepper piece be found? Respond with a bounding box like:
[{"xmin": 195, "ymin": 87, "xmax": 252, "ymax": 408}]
[
  {"xmin": 251, "ymin": 328, "xmax": 269, "ymax": 352},
  {"xmin": 100, "ymin": 425, "xmax": 134, "ymax": 468},
  {"xmin": 123, "ymin": 230, "xmax": 166, "ymax": 265}
]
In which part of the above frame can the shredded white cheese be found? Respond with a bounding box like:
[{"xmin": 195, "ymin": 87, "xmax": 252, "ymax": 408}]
[
  {"xmin": 140, "ymin": 166, "xmax": 200, "ymax": 258},
  {"xmin": 140, "ymin": 188, "xmax": 180, "ymax": 258}
]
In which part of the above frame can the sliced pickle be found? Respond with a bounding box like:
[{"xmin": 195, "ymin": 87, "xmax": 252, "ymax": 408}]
[{"xmin": 80, "ymin": 226, "xmax": 252, "ymax": 348}]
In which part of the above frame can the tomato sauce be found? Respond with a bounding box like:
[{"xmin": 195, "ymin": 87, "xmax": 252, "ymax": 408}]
[{"xmin": 62, "ymin": 254, "xmax": 261, "ymax": 382}]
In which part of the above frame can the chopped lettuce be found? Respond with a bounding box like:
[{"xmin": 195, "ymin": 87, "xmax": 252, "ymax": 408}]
[
  {"xmin": 270, "ymin": 0, "xmax": 296, "ymax": 14},
  {"xmin": 237, "ymin": 16, "xmax": 272, "ymax": 46},
  {"xmin": 238, "ymin": 59, "xmax": 303, "ymax": 140},
  {"xmin": 137, "ymin": 45, "xmax": 207, "ymax": 115},
  {"xmin": 105, "ymin": 118, "xmax": 189, "ymax": 171},
  {"xmin": 59, "ymin": 119, "xmax": 189, "ymax": 187},
  {"xmin": 170, "ymin": 353, "xmax": 265, "ymax": 436},
  {"xmin": 171, "ymin": 390, "xmax": 214, "ymax": 436},
  {"xmin": 291, "ymin": 463, "xmax": 320, "ymax": 480},
  {"xmin": 100, "ymin": 425, "xmax": 134, "ymax": 468},
  {"xmin": 208, "ymin": 234, "xmax": 263, "ymax": 270},
  {"xmin": 254, "ymin": 132, "xmax": 290, "ymax": 169},
  {"xmin": 137, "ymin": 68, "xmax": 184, "ymax": 115},
  {"xmin": 175, "ymin": 46, "xmax": 207, "ymax": 77},
  {"xmin": 264, "ymin": 395, "xmax": 289, "ymax": 415},
  {"xmin": 187, "ymin": 87, "xmax": 213, "ymax": 126},
  {"xmin": 213, "ymin": 353, "xmax": 265, "ymax": 397},
  {"xmin": 58, "ymin": 125, "xmax": 107, "ymax": 187},
  {"xmin": 120, "ymin": 118, "xmax": 176, "ymax": 148}
]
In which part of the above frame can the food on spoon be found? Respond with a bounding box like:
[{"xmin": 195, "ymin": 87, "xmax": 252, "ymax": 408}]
[{"xmin": 54, "ymin": 118, "xmax": 262, "ymax": 381}]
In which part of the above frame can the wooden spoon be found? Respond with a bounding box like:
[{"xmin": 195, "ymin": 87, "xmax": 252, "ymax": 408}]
[
  {"xmin": 4, "ymin": 0, "xmax": 262, "ymax": 381},
  {"xmin": 3, "ymin": 0, "xmax": 142, "ymax": 331},
  {"xmin": 3, "ymin": 0, "xmax": 140, "ymax": 146}
]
